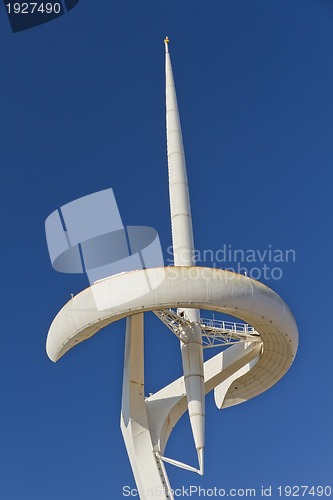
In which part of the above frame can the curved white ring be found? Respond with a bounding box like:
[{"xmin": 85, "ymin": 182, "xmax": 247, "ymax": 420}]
[{"xmin": 46, "ymin": 266, "xmax": 298, "ymax": 408}]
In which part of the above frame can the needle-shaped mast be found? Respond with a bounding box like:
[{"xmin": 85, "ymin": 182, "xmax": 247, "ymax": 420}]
[{"xmin": 165, "ymin": 36, "xmax": 205, "ymax": 474}]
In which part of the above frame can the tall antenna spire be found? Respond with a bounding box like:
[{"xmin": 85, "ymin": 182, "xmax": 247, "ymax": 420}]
[
  {"xmin": 165, "ymin": 35, "xmax": 195, "ymax": 268},
  {"xmin": 165, "ymin": 36, "xmax": 205, "ymax": 474}
]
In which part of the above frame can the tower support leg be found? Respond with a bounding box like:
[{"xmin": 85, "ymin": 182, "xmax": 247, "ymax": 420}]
[{"xmin": 120, "ymin": 314, "xmax": 173, "ymax": 499}]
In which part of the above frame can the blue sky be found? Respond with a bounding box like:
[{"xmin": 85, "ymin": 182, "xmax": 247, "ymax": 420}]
[{"xmin": 0, "ymin": 0, "xmax": 332, "ymax": 498}]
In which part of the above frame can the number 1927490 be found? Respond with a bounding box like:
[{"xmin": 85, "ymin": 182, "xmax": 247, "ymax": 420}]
[
  {"xmin": 277, "ymin": 485, "xmax": 332, "ymax": 497},
  {"xmin": 6, "ymin": 3, "xmax": 61, "ymax": 14}
]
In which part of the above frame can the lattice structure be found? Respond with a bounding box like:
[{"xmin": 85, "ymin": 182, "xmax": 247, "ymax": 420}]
[{"xmin": 154, "ymin": 309, "xmax": 261, "ymax": 348}]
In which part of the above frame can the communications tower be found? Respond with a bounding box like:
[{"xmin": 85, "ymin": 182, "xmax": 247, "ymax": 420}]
[{"xmin": 46, "ymin": 39, "xmax": 298, "ymax": 499}]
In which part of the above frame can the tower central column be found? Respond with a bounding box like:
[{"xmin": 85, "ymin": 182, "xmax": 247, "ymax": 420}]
[{"xmin": 164, "ymin": 37, "xmax": 205, "ymax": 473}]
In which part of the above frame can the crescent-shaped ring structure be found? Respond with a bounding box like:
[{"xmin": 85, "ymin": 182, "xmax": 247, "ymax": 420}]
[{"xmin": 47, "ymin": 266, "xmax": 297, "ymax": 399}]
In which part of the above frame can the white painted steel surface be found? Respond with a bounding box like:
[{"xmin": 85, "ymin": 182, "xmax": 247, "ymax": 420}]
[
  {"xmin": 165, "ymin": 39, "xmax": 195, "ymax": 268},
  {"xmin": 47, "ymin": 38, "xmax": 299, "ymax": 499},
  {"xmin": 121, "ymin": 314, "xmax": 173, "ymax": 498}
]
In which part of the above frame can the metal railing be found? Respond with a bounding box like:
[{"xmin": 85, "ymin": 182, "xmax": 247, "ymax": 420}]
[{"xmin": 200, "ymin": 318, "xmax": 256, "ymax": 334}]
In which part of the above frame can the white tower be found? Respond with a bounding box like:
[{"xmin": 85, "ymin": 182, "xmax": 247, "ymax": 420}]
[{"xmin": 46, "ymin": 39, "xmax": 298, "ymax": 500}]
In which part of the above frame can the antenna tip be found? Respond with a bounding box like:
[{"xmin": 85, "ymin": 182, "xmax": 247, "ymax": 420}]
[{"xmin": 164, "ymin": 36, "xmax": 170, "ymax": 53}]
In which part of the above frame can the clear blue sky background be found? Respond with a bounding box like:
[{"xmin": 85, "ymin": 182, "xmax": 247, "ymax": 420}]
[{"xmin": 0, "ymin": 1, "xmax": 332, "ymax": 498}]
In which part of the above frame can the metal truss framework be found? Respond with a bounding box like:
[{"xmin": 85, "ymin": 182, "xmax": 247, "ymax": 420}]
[{"xmin": 154, "ymin": 308, "xmax": 261, "ymax": 348}]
